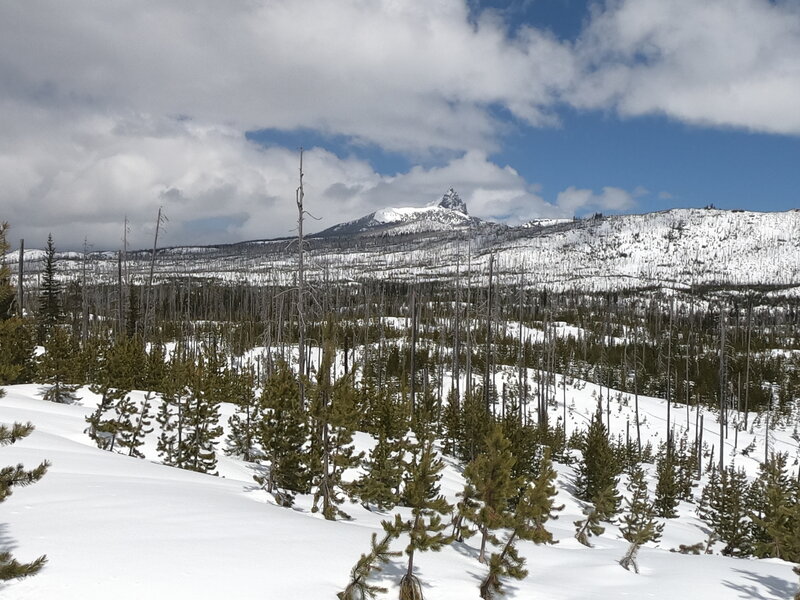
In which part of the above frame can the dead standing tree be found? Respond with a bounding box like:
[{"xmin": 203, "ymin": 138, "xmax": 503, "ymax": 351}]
[
  {"xmin": 294, "ymin": 148, "xmax": 320, "ymax": 407},
  {"xmin": 143, "ymin": 206, "xmax": 167, "ymax": 341}
]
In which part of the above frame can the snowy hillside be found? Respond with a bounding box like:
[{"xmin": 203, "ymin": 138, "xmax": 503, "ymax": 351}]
[
  {"xmin": 6, "ymin": 206, "xmax": 800, "ymax": 293},
  {"xmin": 1, "ymin": 368, "xmax": 798, "ymax": 599}
]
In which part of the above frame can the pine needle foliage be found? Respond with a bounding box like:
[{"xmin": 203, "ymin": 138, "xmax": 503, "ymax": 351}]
[
  {"xmin": 748, "ymin": 453, "xmax": 800, "ymax": 561},
  {"xmin": 0, "ymin": 222, "xmax": 11, "ymax": 317},
  {"xmin": 338, "ymin": 532, "xmax": 401, "ymax": 600},
  {"xmin": 462, "ymin": 424, "xmax": 519, "ymax": 563},
  {"xmin": 575, "ymin": 409, "xmax": 621, "ymax": 516},
  {"xmin": 225, "ymin": 366, "xmax": 261, "ymax": 462},
  {"xmin": 619, "ymin": 465, "xmax": 664, "ymax": 573},
  {"xmin": 256, "ymin": 360, "xmax": 309, "ymax": 506},
  {"xmin": 36, "ymin": 233, "xmax": 61, "ymax": 343},
  {"xmin": 654, "ymin": 450, "xmax": 680, "ymax": 518},
  {"xmin": 697, "ymin": 465, "xmax": 752, "ymax": 557},
  {"xmin": 383, "ymin": 439, "xmax": 452, "ymax": 600},
  {"xmin": 0, "ymin": 421, "xmax": 49, "ymax": 580},
  {"xmin": 310, "ymin": 334, "xmax": 363, "ymax": 520},
  {"xmin": 479, "ymin": 448, "xmax": 562, "ymax": 599},
  {"xmin": 38, "ymin": 327, "xmax": 81, "ymax": 403},
  {"xmin": 574, "ymin": 485, "xmax": 615, "ymax": 547},
  {"xmin": 354, "ymin": 433, "xmax": 405, "ymax": 511}
]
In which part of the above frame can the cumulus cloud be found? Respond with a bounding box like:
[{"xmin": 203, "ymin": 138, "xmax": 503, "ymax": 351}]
[
  {"xmin": 0, "ymin": 105, "xmax": 562, "ymax": 249},
  {"xmin": 571, "ymin": 0, "xmax": 800, "ymax": 134},
  {"xmin": 2, "ymin": 0, "xmax": 798, "ymax": 249},
  {"xmin": 0, "ymin": 0, "xmax": 575, "ymax": 154}
]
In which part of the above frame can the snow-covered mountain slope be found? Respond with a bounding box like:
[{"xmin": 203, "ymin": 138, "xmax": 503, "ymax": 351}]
[
  {"xmin": 1, "ymin": 369, "xmax": 797, "ymax": 599},
  {"xmin": 7, "ymin": 207, "xmax": 800, "ymax": 292},
  {"xmin": 316, "ymin": 188, "xmax": 483, "ymax": 237}
]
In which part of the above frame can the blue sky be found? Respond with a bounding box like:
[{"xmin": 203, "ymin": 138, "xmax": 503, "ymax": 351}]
[{"xmin": 1, "ymin": 0, "xmax": 799, "ymax": 249}]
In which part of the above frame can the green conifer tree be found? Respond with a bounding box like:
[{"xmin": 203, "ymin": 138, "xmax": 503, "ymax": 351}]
[
  {"xmin": 226, "ymin": 366, "xmax": 262, "ymax": 462},
  {"xmin": 256, "ymin": 361, "xmax": 309, "ymax": 506},
  {"xmin": 458, "ymin": 386, "xmax": 491, "ymax": 463},
  {"xmin": 156, "ymin": 352, "xmax": 192, "ymax": 467},
  {"xmin": 479, "ymin": 448, "xmax": 562, "ymax": 600},
  {"xmin": 354, "ymin": 433, "xmax": 405, "ymax": 511},
  {"xmin": 181, "ymin": 349, "xmax": 225, "ymax": 474},
  {"xmin": 0, "ymin": 222, "xmax": 13, "ymax": 319},
  {"xmin": 575, "ymin": 409, "xmax": 621, "ymax": 516},
  {"xmin": 441, "ymin": 388, "xmax": 462, "ymax": 457},
  {"xmin": 120, "ymin": 392, "xmax": 154, "ymax": 458},
  {"xmin": 36, "ymin": 234, "xmax": 61, "ymax": 343},
  {"xmin": 619, "ymin": 465, "xmax": 664, "ymax": 573},
  {"xmin": 654, "ymin": 450, "xmax": 680, "ymax": 518},
  {"xmin": 0, "ymin": 317, "xmax": 35, "ymax": 385},
  {"xmin": 698, "ymin": 465, "xmax": 751, "ymax": 557},
  {"xmin": 107, "ymin": 393, "xmax": 139, "ymax": 453},
  {"xmin": 38, "ymin": 327, "xmax": 80, "ymax": 403},
  {"xmin": 749, "ymin": 453, "xmax": 799, "ymax": 561},
  {"xmin": 383, "ymin": 439, "xmax": 453, "ymax": 600},
  {"xmin": 461, "ymin": 424, "xmax": 518, "ymax": 563},
  {"xmin": 309, "ymin": 337, "xmax": 363, "ymax": 520},
  {"xmin": 0, "ymin": 420, "xmax": 49, "ymax": 580},
  {"xmin": 574, "ymin": 485, "xmax": 616, "ymax": 547}
]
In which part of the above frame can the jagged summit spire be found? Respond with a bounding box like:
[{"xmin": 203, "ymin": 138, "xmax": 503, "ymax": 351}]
[{"xmin": 437, "ymin": 187, "xmax": 468, "ymax": 215}]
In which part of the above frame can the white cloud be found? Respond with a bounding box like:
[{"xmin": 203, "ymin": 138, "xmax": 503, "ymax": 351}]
[
  {"xmin": 0, "ymin": 106, "xmax": 564, "ymax": 249},
  {"xmin": 2, "ymin": 0, "xmax": 798, "ymax": 250},
  {"xmin": 0, "ymin": 0, "xmax": 575, "ymax": 154},
  {"xmin": 571, "ymin": 0, "xmax": 800, "ymax": 134}
]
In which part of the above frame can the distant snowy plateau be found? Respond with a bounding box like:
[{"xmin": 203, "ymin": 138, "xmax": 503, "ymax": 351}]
[{"xmin": 7, "ymin": 189, "xmax": 800, "ymax": 292}]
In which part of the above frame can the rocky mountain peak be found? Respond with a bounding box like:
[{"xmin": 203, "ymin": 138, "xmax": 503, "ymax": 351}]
[{"xmin": 436, "ymin": 188, "xmax": 468, "ymax": 215}]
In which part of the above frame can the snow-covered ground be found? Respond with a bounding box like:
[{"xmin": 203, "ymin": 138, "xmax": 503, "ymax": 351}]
[
  {"xmin": 8, "ymin": 207, "xmax": 800, "ymax": 292},
  {"xmin": 2, "ymin": 369, "xmax": 798, "ymax": 599}
]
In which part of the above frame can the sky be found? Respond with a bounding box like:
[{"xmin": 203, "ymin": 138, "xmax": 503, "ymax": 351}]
[{"xmin": 1, "ymin": 0, "xmax": 799, "ymax": 250}]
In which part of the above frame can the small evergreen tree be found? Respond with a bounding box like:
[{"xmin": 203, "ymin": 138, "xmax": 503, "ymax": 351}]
[
  {"xmin": 619, "ymin": 465, "xmax": 664, "ymax": 573},
  {"xmin": 256, "ymin": 361, "xmax": 309, "ymax": 506},
  {"xmin": 479, "ymin": 448, "xmax": 562, "ymax": 600},
  {"xmin": 38, "ymin": 327, "xmax": 81, "ymax": 403},
  {"xmin": 575, "ymin": 409, "xmax": 621, "ymax": 515},
  {"xmin": 458, "ymin": 386, "xmax": 491, "ymax": 463},
  {"xmin": 0, "ymin": 420, "xmax": 49, "ymax": 580},
  {"xmin": 749, "ymin": 453, "xmax": 799, "ymax": 561},
  {"xmin": 698, "ymin": 465, "xmax": 751, "ymax": 557},
  {"xmin": 451, "ymin": 481, "xmax": 479, "ymax": 543},
  {"xmin": 37, "ymin": 233, "xmax": 61, "ymax": 343},
  {"xmin": 156, "ymin": 352, "xmax": 192, "ymax": 468},
  {"xmin": 0, "ymin": 222, "xmax": 13, "ymax": 318},
  {"xmin": 654, "ymin": 450, "xmax": 680, "ymax": 518},
  {"xmin": 354, "ymin": 433, "xmax": 405, "ymax": 512},
  {"xmin": 0, "ymin": 317, "xmax": 35, "ymax": 385},
  {"xmin": 383, "ymin": 439, "xmax": 452, "ymax": 600},
  {"xmin": 461, "ymin": 424, "xmax": 518, "ymax": 563},
  {"xmin": 120, "ymin": 392, "xmax": 154, "ymax": 458},
  {"xmin": 225, "ymin": 366, "xmax": 262, "ymax": 462},
  {"xmin": 574, "ymin": 485, "xmax": 615, "ymax": 547},
  {"xmin": 309, "ymin": 337, "xmax": 363, "ymax": 520},
  {"xmin": 181, "ymin": 349, "xmax": 225, "ymax": 474}
]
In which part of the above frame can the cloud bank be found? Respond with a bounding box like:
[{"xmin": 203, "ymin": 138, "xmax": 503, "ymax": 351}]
[{"xmin": 1, "ymin": 0, "xmax": 797, "ymax": 248}]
